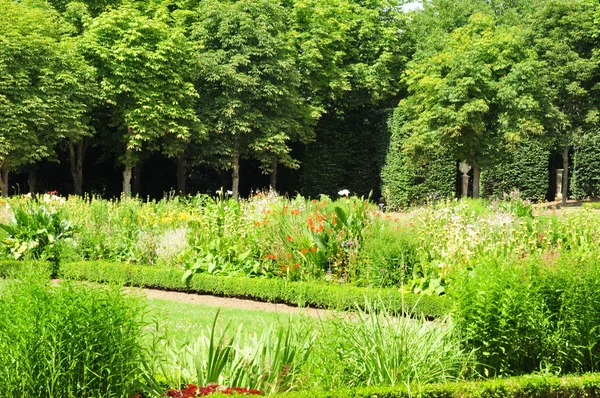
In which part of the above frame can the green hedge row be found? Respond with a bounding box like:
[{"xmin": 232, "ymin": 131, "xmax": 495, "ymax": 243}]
[
  {"xmin": 274, "ymin": 374, "xmax": 600, "ymax": 398},
  {"xmin": 0, "ymin": 260, "xmax": 451, "ymax": 317},
  {"xmin": 481, "ymin": 140, "xmax": 552, "ymax": 202},
  {"xmin": 381, "ymin": 109, "xmax": 457, "ymax": 209},
  {"xmin": 58, "ymin": 261, "xmax": 450, "ymax": 317}
]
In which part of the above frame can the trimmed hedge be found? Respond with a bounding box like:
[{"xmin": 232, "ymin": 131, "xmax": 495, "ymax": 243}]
[
  {"xmin": 381, "ymin": 109, "xmax": 456, "ymax": 210},
  {"xmin": 481, "ymin": 139, "xmax": 551, "ymax": 202},
  {"xmin": 273, "ymin": 374, "xmax": 600, "ymax": 398},
  {"xmin": 573, "ymin": 133, "xmax": 600, "ymax": 199},
  {"xmin": 57, "ymin": 261, "xmax": 450, "ymax": 317}
]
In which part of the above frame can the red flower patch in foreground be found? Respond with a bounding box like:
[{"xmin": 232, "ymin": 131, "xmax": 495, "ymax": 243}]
[{"xmin": 163, "ymin": 383, "xmax": 262, "ymax": 397}]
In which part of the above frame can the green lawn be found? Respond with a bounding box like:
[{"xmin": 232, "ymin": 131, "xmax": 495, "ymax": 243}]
[{"xmin": 144, "ymin": 297, "xmax": 319, "ymax": 342}]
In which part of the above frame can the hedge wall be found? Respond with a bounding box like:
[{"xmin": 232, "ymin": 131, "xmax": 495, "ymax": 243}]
[
  {"xmin": 274, "ymin": 374, "xmax": 600, "ymax": 398},
  {"xmin": 481, "ymin": 139, "xmax": 551, "ymax": 202},
  {"xmin": 0, "ymin": 260, "xmax": 451, "ymax": 318},
  {"xmin": 572, "ymin": 133, "xmax": 600, "ymax": 199},
  {"xmin": 300, "ymin": 106, "xmax": 391, "ymax": 200},
  {"xmin": 380, "ymin": 109, "xmax": 456, "ymax": 210}
]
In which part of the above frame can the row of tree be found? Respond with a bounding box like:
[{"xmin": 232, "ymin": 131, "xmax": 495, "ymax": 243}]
[
  {"xmin": 0, "ymin": 0, "xmax": 405, "ymax": 197},
  {"xmin": 389, "ymin": 0, "xmax": 600, "ymax": 205},
  {"xmin": 2, "ymin": 0, "xmax": 600, "ymax": 201}
]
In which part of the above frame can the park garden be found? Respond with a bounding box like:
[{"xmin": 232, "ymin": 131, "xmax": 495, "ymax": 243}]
[
  {"xmin": 2, "ymin": 192, "xmax": 600, "ymax": 396},
  {"xmin": 4, "ymin": 0, "xmax": 600, "ymax": 396}
]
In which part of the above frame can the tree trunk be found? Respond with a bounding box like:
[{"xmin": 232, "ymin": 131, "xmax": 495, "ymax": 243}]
[
  {"xmin": 176, "ymin": 151, "xmax": 187, "ymax": 196},
  {"xmin": 0, "ymin": 165, "xmax": 8, "ymax": 197},
  {"xmin": 562, "ymin": 146, "xmax": 569, "ymax": 206},
  {"xmin": 69, "ymin": 140, "xmax": 86, "ymax": 196},
  {"xmin": 122, "ymin": 127, "xmax": 133, "ymax": 198},
  {"xmin": 123, "ymin": 166, "xmax": 132, "ymax": 198},
  {"xmin": 472, "ymin": 166, "xmax": 481, "ymax": 199},
  {"xmin": 269, "ymin": 158, "xmax": 277, "ymax": 192},
  {"xmin": 232, "ymin": 148, "xmax": 240, "ymax": 199},
  {"xmin": 27, "ymin": 165, "xmax": 38, "ymax": 195},
  {"xmin": 132, "ymin": 165, "xmax": 142, "ymax": 197}
]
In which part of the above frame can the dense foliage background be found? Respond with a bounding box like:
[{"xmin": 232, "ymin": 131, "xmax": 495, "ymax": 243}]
[{"xmin": 2, "ymin": 0, "xmax": 600, "ymax": 204}]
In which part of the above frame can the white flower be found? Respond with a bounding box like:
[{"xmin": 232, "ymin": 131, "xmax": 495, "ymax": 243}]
[
  {"xmin": 227, "ymin": 190, "xmax": 233, "ymax": 195},
  {"xmin": 338, "ymin": 189, "xmax": 350, "ymax": 196}
]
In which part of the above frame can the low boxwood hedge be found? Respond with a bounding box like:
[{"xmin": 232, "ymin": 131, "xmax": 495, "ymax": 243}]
[
  {"xmin": 0, "ymin": 260, "xmax": 450, "ymax": 317},
  {"xmin": 59, "ymin": 261, "xmax": 451, "ymax": 317},
  {"xmin": 274, "ymin": 374, "xmax": 600, "ymax": 398}
]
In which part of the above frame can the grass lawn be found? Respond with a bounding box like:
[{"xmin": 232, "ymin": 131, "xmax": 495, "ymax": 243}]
[{"xmin": 144, "ymin": 297, "xmax": 319, "ymax": 342}]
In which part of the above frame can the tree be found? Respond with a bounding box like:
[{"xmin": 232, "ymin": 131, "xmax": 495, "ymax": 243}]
[
  {"xmin": 191, "ymin": 0, "xmax": 317, "ymax": 197},
  {"xmin": 398, "ymin": 13, "xmax": 550, "ymax": 198},
  {"xmin": 0, "ymin": 0, "xmax": 95, "ymax": 196},
  {"xmin": 81, "ymin": 4, "xmax": 199, "ymax": 197},
  {"xmin": 530, "ymin": 0, "xmax": 599, "ymax": 205}
]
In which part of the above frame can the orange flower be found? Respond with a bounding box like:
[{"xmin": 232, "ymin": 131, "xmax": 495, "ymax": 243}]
[
  {"xmin": 311, "ymin": 199, "xmax": 317, "ymax": 204},
  {"xmin": 291, "ymin": 209, "xmax": 300, "ymax": 216},
  {"xmin": 294, "ymin": 263, "xmax": 300, "ymax": 269},
  {"xmin": 311, "ymin": 247, "xmax": 317, "ymax": 252},
  {"xmin": 287, "ymin": 253, "xmax": 292, "ymax": 259},
  {"xmin": 316, "ymin": 224, "xmax": 324, "ymax": 233},
  {"xmin": 254, "ymin": 222, "xmax": 261, "ymax": 227},
  {"xmin": 286, "ymin": 235, "xmax": 293, "ymax": 241},
  {"xmin": 301, "ymin": 248, "xmax": 309, "ymax": 254}
]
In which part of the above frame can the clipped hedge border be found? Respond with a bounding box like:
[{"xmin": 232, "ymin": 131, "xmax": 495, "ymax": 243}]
[
  {"xmin": 0, "ymin": 260, "xmax": 450, "ymax": 317},
  {"xmin": 274, "ymin": 374, "xmax": 600, "ymax": 398},
  {"xmin": 59, "ymin": 261, "xmax": 451, "ymax": 317}
]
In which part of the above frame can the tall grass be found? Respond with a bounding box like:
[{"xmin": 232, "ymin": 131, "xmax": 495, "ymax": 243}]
[
  {"xmin": 0, "ymin": 271, "xmax": 146, "ymax": 397},
  {"xmin": 143, "ymin": 311, "xmax": 315, "ymax": 395}
]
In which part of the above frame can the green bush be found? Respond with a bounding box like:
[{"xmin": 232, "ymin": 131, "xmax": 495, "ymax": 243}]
[
  {"xmin": 451, "ymin": 251, "xmax": 600, "ymax": 376},
  {"xmin": 573, "ymin": 133, "xmax": 600, "ymax": 199},
  {"xmin": 0, "ymin": 270, "xmax": 146, "ymax": 397},
  {"xmin": 381, "ymin": 109, "xmax": 456, "ymax": 210},
  {"xmin": 273, "ymin": 373, "xmax": 600, "ymax": 398},
  {"xmin": 305, "ymin": 301, "xmax": 472, "ymax": 391},
  {"xmin": 481, "ymin": 139, "xmax": 551, "ymax": 202},
  {"xmin": 55, "ymin": 261, "xmax": 451, "ymax": 318},
  {"xmin": 358, "ymin": 218, "xmax": 420, "ymax": 286}
]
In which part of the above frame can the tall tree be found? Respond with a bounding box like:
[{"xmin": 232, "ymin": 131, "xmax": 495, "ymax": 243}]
[
  {"xmin": 0, "ymin": 0, "xmax": 95, "ymax": 196},
  {"xmin": 530, "ymin": 0, "xmax": 599, "ymax": 205},
  {"xmin": 192, "ymin": 0, "xmax": 317, "ymax": 197},
  {"xmin": 81, "ymin": 4, "xmax": 199, "ymax": 197},
  {"xmin": 399, "ymin": 13, "xmax": 550, "ymax": 198}
]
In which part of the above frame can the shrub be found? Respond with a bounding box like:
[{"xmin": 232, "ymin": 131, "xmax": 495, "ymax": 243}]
[
  {"xmin": 305, "ymin": 301, "xmax": 473, "ymax": 391},
  {"xmin": 0, "ymin": 269, "xmax": 146, "ymax": 397},
  {"xmin": 451, "ymin": 251, "xmax": 600, "ymax": 376}
]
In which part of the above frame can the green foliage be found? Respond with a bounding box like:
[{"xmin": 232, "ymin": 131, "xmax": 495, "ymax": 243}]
[
  {"xmin": 399, "ymin": 12, "xmax": 548, "ymax": 176},
  {"xmin": 381, "ymin": 109, "xmax": 457, "ymax": 209},
  {"xmin": 55, "ymin": 260, "xmax": 452, "ymax": 318},
  {"xmin": 274, "ymin": 373, "xmax": 600, "ymax": 398},
  {"xmin": 143, "ymin": 311, "xmax": 314, "ymax": 395},
  {"xmin": 481, "ymin": 139, "xmax": 551, "ymax": 201},
  {"xmin": 0, "ymin": 204, "xmax": 73, "ymax": 264},
  {"xmin": 573, "ymin": 132, "xmax": 600, "ymax": 199},
  {"xmin": 306, "ymin": 301, "xmax": 471, "ymax": 390},
  {"xmin": 452, "ymin": 251, "xmax": 600, "ymax": 376},
  {"xmin": 0, "ymin": 0, "xmax": 96, "ymax": 183},
  {"xmin": 0, "ymin": 271, "xmax": 145, "ymax": 397}
]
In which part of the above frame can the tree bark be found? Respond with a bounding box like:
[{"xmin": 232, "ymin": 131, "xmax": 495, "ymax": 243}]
[
  {"xmin": 269, "ymin": 158, "xmax": 277, "ymax": 192},
  {"xmin": 176, "ymin": 151, "xmax": 187, "ymax": 196},
  {"xmin": 132, "ymin": 165, "xmax": 142, "ymax": 197},
  {"xmin": 562, "ymin": 146, "xmax": 569, "ymax": 206},
  {"xmin": 232, "ymin": 148, "xmax": 240, "ymax": 199},
  {"xmin": 0, "ymin": 165, "xmax": 8, "ymax": 197},
  {"xmin": 69, "ymin": 139, "xmax": 86, "ymax": 196},
  {"xmin": 122, "ymin": 127, "xmax": 133, "ymax": 198},
  {"xmin": 123, "ymin": 165, "xmax": 132, "ymax": 198},
  {"xmin": 27, "ymin": 165, "xmax": 38, "ymax": 195},
  {"xmin": 472, "ymin": 166, "xmax": 481, "ymax": 199}
]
